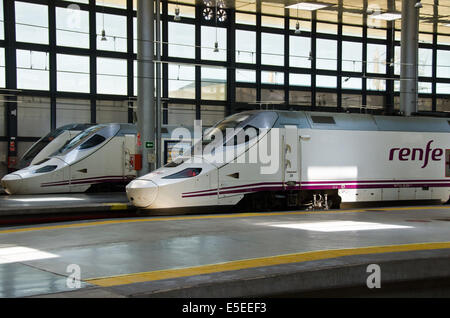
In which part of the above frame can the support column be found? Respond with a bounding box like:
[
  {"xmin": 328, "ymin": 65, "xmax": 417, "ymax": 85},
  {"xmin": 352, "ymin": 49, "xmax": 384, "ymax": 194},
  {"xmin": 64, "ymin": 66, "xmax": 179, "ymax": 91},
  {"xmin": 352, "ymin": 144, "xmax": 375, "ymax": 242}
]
[
  {"xmin": 155, "ymin": 0, "xmax": 162, "ymax": 169},
  {"xmin": 400, "ymin": 0, "xmax": 419, "ymax": 116},
  {"xmin": 137, "ymin": 0, "xmax": 155, "ymax": 175}
]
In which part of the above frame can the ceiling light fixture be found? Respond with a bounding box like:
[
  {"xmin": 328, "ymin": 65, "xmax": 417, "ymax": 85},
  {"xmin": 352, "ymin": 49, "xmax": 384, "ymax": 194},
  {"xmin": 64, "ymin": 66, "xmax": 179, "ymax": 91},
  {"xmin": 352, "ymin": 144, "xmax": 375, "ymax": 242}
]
[
  {"xmin": 295, "ymin": 1, "xmax": 301, "ymax": 34},
  {"xmin": 286, "ymin": 2, "xmax": 333, "ymax": 11},
  {"xmin": 295, "ymin": 21, "xmax": 301, "ymax": 34},
  {"xmin": 174, "ymin": 7, "xmax": 181, "ymax": 21},
  {"xmin": 370, "ymin": 12, "xmax": 402, "ymax": 21},
  {"xmin": 174, "ymin": 0, "xmax": 181, "ymax": 21},
  {"xmin": 214, "ymin": 0, "xmax": 219, "ymax": 52},
  {"xmin": 101, "ymin": 0, "xmax": 107, "ymax": 41},
  {"xmin": 415, "ymin": 0, "xmax": 423, "ymax": 9}
]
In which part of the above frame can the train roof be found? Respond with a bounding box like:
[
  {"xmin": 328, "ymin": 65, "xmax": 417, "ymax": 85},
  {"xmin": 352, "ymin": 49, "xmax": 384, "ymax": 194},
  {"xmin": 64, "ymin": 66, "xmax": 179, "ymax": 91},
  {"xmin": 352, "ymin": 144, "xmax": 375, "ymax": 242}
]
[{"xmin": 263, "ymin": 110, "xmax": 450, "ymax": 133}]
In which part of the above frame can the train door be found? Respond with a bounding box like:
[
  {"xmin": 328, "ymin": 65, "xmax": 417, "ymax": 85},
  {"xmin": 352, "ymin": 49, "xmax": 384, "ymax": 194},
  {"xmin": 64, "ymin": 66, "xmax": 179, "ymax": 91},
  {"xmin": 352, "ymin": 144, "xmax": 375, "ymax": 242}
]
[{"xmin": 283, "ymin": 125, "xmax": 300, "ymax": 187}]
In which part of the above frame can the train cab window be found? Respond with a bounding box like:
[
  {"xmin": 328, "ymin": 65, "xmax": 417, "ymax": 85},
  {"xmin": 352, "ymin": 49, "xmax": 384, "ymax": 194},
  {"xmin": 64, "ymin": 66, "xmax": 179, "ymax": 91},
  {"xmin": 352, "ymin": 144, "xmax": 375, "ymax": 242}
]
[
  {"xmin": 79, "ymin": 134, "xmax": 106, "ymax": 150},
  {"xmin": 34, "ymin": 165, "xmax": 57, "ymax": 174},
  {"xmin": 163, "ymin": 168, "xmax": 202, "ymax": 179},
  {"xmin": 56, "ymin": 125, "xmax": 105, "ymax": 155}
]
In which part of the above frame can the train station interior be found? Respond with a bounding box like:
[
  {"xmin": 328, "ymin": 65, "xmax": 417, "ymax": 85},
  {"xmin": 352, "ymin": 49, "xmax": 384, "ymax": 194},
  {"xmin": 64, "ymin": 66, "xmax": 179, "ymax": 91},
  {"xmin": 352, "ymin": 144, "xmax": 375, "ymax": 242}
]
[{"xmin": 0, "ymin": 0, "xmax": 449, "ymax": 301}]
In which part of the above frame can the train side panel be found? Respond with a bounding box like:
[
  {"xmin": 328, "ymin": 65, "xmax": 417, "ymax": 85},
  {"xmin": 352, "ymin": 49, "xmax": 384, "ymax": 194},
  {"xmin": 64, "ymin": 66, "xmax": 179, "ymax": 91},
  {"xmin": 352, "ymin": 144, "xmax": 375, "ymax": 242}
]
[{"xmin": 299, "ymin": 128, "xmax": 450, "ymax": 203}]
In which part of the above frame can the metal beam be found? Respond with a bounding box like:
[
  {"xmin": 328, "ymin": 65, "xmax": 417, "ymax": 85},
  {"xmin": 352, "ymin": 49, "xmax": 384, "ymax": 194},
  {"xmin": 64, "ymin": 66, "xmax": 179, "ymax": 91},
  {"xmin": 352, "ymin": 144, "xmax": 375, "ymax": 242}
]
[
  {"xmin": 400, "ymin": 0, "xmax": 419, "ymax": 116},
  {"xmin": 137, "ymin": 0, "xmax": 155, "ymax": 175}
]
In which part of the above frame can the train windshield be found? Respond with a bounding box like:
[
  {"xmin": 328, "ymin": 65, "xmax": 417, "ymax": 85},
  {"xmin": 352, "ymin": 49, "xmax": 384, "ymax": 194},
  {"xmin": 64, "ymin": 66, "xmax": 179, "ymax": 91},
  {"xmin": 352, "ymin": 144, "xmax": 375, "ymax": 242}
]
[
  {"xmin": 55, "ymin": 125, "xmax": 107, "ymax": 155},
  {"xmin": 195, "ymin": 111, "xmax": 278, "ymax": 154},
  {"xmin": 18, "ymin": 123, "xmax": 93, "ymax": 169}
]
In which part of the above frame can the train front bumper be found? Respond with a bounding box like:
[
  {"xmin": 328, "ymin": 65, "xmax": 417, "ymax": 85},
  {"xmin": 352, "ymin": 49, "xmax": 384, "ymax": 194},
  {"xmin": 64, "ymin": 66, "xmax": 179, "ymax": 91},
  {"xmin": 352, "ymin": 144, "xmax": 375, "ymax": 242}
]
[
  {"xmin": 126, "ymin": 179, "xmax": 159, "ymax": 208},
  {"xmin": 0, "ymin": 174, "xmax": 22, "ymax": 195}
]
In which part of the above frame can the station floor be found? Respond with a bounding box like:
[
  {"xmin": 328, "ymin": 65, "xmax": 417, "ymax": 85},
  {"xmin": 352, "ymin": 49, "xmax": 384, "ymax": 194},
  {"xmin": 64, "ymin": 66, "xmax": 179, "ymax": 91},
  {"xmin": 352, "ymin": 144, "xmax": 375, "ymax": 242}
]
[{"xmin": 1, "ymin": 204, "xmax": 450, "ymax": 297}]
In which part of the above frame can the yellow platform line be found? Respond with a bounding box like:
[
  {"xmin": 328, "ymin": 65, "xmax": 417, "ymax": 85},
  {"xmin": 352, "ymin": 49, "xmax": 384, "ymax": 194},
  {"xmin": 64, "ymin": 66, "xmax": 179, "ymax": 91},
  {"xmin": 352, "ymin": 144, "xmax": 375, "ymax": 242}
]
[
  {"xmin": 85, "ymin": 241, "xmax": 450, "ymax": 287},
  {"xmin": 0, "ymin": 205, "xmax": 449, "ymax": 235}
]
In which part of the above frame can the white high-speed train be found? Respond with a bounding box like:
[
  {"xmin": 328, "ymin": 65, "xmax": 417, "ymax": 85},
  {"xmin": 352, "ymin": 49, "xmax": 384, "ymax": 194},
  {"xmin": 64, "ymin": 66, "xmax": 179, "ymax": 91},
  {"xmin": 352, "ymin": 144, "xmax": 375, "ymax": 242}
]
[
  {"xmin": 1, "ymin": 123, "xmax": 138, "ymax": 194},
  {"xmin": 126, "ymin": 110, "xmax": 450, "ymax": 211}
]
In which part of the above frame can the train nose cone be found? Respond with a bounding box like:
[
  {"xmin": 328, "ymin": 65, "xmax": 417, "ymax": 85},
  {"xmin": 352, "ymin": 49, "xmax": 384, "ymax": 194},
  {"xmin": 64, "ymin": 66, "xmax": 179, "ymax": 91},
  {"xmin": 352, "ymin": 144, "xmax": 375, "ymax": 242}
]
[
  {"xmin": 126, "ymin": 179, "xmax": 159, "ymax": 208},
  {"xmin": 1, "ymin": 174, "xmax": 23, "ymax": 195}
]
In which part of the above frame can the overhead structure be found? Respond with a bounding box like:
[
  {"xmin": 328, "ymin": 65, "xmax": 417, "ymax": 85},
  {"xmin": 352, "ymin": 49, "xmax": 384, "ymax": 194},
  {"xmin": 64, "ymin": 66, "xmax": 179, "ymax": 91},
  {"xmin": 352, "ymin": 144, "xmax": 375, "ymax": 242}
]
[
  {"xmin": 137, "ymin": 0, "xmax": 155, "ymax": 175},
  {"xmin": 400, "ymin": 0, "xmax": 420, "ymax": 116}
]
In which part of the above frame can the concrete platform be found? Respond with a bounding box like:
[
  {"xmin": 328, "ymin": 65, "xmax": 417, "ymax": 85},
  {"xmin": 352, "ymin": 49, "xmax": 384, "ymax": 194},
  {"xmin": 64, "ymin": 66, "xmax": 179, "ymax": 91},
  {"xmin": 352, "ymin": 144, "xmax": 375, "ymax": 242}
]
[
  {"xmin": 0, "ymin": 193, "xmax": 135, "ymax": 219},
  {"xmin": 0, "ymin": 205, "xmax": 449, "ymax": 297}
]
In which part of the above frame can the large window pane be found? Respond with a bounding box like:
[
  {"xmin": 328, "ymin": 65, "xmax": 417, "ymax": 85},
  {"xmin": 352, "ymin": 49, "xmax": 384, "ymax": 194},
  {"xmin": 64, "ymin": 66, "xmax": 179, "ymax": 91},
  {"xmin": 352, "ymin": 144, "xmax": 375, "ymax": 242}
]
[
  {"xmin": 289, "ymin": 73, "xmax": 310, "ymax": 86},
  {"xmin": 56, "ymin": 98, "xmax": 91, "ymax": 127},
  {"xmin": 437, "ymin": 50, "xmax": 450, "ymax": 78},
  {"xmin": 166, "ymin": 104, "xmax": 195, "ymax": 125},
  {"xmin": 236, "ymin": 30, "xmax": 256, "ymax": 64},
  {"xmin": 0, "ymin": 48, "xmax": 4, "ymax": 88},
  {"xmin": 261, "ymin": 89, "xmax": 284, "ymax": 102},
  {"xmin": 342, "ymin": 41, "xmax": 362, "ymax": 72},
  {"xmin": 0, "ymin": 100, "xmax": 4, "ymax": 136},
  {"xmin": 418, "ymin": 98, "xmax": 432, "ymax": 111},
  {"xmin": 261, "ymin": 33, "xmax": 284, "ymax": 66},
  {"xmin": 97, "ymin": 100, "xmax": 128, "ymax": 123},
  {"xmin": 418, "ymin": 82, "xmax": 432, "ymax": 94},
  {"xmin": 0, "ymin": 0, "xmax": 4, "ymax": 40},
  {"xmin": 342, "ymin": 77, "xmax": 362, "ymax": 90},
  {"xmin": 290, "ymin": 36, "xmax": 310, "ymax": 68},
  {"xmin": 316, "ymin": 92, "xmax": 337, "ymax": 107},
  {"xmin": 394, "ymin": 46, "xmax": 401, "ymax": 75},
  {"xmin": 236, "ymin": 87, "xmax": 256, "ymax": 103},
  {"xmin": 96, "ymin": 13, "xmax": 127, "ymax": 52},
  {"xmin": 437, "ymin": 98, "xmax": 450, "ymax": 112},
  {"xmin": 18, "ymin": 96, "xmax": 50, "ymax": 137},
  {"xmin": 262, "ymin": 15, "xmax": 284, "ymax": 29},
  {"xmin": 97, "ymin": 57, "xmax": 127, "ymax": 95},
  {"xmin": 367, "ymin": 44, "xmax": 386, "ymax": 74},
  {"xmin": 367, "ymin": 78, "xmax": 386, "ymax": 91},
  {"xmin": 236, "ymin": 69, "xmax": 256, "ymax": 83},
  {"xmin": 17, "ymin": 50, "xmax": 49, "ymax": 91},
  {"xmin": 366, "ymin": 95, "xmax": 384, "ymax": 109},
  {"xmin": 15, "ymin": 1, "xmax": 48, "ymax": 44},
  {"xmin": 316, "ymin": 75, "xmax": 336, "ymax": 88},
  {"xmin": 201, "ymin": 105, "xmax": 225, "ymax": 127},
  {"xmin": 316, "ymin": 39, "xmax": 337, "ymax": 70},
  {"xmin": 418, "ymin": 48, "xmax": 432, "ymax": 77},
  {"xmin": 236, "ymin": 12, "xmax": 256, "ymax": 25},
  {"xmin": 342, "ymin": 94, "xmax": 362, "ymax": 109},
  {"xmin": 201, "ymin": 26, "xmax": 227, "ymax": 61},
  {"xmin": 437, "ymin": 83, "xmax": 450, "ymax": 94},
  {"xmin": 57, "ymin": 54, "xmax": 90, "ymax": 93},
  {"xmin": 97, "ymin": 0, "xmax": 126, "ymax": 9},
  {"xmin": 56, "ymin": 6, "xmax": 90, "ymax": 49},
  {"xmin": 201, "ymin": 67, "xmax": 226, "ymax": 100},
  {"xmin": 289, "ymin": 90, "xmax": 311, "ymax": 105},
  {"xmin": 169, "ymin": 22, "xmax": 195, "ymax": 59},
  {"xmin": 169, "ymin": 64, "xmax": 195, "ymax": 99},
  {"xmin": 261, "ymin": 71, "xmax": 284, "ymax": 85}
]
